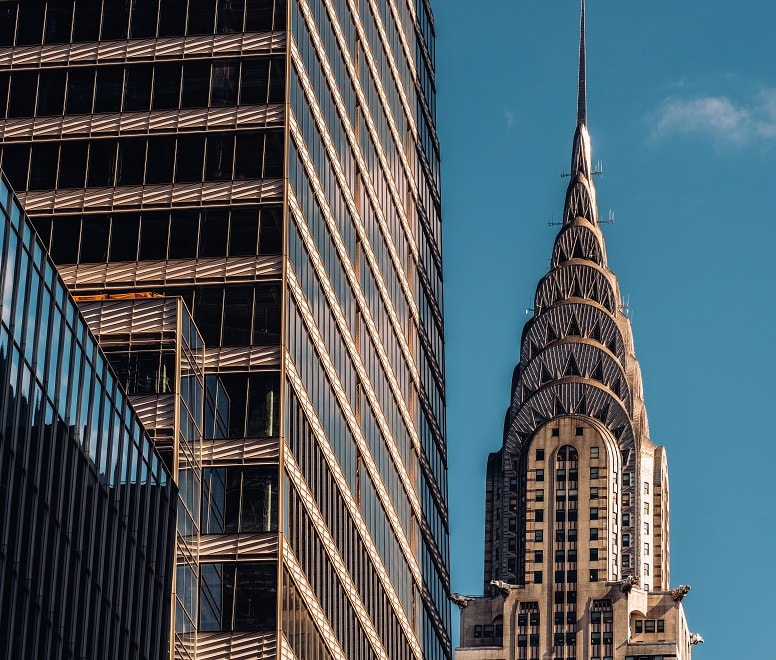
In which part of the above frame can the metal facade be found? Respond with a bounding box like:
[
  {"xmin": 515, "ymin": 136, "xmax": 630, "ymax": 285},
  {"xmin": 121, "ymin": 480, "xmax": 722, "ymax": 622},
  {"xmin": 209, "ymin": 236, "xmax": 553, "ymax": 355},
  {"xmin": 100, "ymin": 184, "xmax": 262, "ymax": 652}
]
[
  {"xmin": 0, "ymin": 170, "xmax": 177, "ymax": 659},
  {"xmin": 0, "ymin": 1, "xmax": 449, "ymax": 658}
]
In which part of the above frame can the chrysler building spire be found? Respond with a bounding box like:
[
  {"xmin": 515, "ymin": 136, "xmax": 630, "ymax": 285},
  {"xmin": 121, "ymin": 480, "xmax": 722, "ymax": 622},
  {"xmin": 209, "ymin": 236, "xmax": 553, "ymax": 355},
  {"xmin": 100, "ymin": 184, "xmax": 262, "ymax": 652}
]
[
  {"xmin": 570, "ymin": 0, "xmax": 594, "ymax": 184},
  {"xmin": 578, "ymin": 0, "xmax": 587, "ymax": 126}
]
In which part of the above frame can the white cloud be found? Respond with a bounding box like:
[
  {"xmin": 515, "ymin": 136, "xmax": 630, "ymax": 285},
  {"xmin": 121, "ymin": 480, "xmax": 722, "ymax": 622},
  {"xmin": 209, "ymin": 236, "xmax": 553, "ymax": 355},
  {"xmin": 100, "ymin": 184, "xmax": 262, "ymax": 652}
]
[
  {"xmin": 504, "ymin": 107, "xmax": 515, "ymax": 130},
  {"xmin": 648, "ymin": 89, "xmax": 776, "ymax": 145},
  {"xmin": 755, "ymin": 88, "xmax": 776, "ymax": 139}
]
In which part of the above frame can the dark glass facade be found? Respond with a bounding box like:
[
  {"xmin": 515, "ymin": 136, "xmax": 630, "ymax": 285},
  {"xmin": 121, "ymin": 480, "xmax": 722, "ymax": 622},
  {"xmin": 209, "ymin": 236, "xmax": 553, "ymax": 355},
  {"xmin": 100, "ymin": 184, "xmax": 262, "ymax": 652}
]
[
  {"xmin": 0, "ymin": 0, "xmax": 449, "ymax": 657},
  {"xmin": 0, "ymin": 171, "xmax": 177, "ymax": 659}
]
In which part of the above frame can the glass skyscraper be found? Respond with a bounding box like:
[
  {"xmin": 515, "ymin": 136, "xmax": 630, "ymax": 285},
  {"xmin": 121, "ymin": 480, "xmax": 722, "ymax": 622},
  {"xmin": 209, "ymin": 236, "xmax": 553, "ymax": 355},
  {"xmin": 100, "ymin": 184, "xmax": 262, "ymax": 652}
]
[
  {"xmin": 0, "ymin": 1, "xmax": 449, "ymax": 658},
  {"xmin": 0, "ymin": 169, "xmax": 177, "ymax": 659}
]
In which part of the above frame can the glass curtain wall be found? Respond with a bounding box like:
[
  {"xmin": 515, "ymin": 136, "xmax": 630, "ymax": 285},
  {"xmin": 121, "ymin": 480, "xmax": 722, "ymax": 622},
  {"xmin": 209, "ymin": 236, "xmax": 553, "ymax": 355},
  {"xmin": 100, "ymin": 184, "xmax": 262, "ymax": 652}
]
[
  {"xmin": 0, "ymin": 170, "xmax": 177, "ymax": 660},
  {"xmin": 285, "ymin": 1, "xmax": 449, "ymax": 659},
  {"xmin": 0, "ymin": 2, "xmax": 286, "ymax": 656},
  {"xmin": 0, "ymin": 1, "xmax": 449, "ymax": 658}
]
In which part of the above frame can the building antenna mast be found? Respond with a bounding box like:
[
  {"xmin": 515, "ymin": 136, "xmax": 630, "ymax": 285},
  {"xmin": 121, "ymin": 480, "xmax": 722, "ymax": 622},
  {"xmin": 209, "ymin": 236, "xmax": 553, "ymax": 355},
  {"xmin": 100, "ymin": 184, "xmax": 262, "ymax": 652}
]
[{"xmin": 577, "ymin": 0, "xmax": 587, "ymax": 126}]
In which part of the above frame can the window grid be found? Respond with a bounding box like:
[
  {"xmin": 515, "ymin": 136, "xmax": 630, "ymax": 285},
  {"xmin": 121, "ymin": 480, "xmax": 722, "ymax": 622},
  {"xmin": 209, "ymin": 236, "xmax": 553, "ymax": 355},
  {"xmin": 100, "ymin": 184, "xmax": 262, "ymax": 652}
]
[{"xmin": 0, "ymin": 0, "xmax": 287, "ymax": 49}]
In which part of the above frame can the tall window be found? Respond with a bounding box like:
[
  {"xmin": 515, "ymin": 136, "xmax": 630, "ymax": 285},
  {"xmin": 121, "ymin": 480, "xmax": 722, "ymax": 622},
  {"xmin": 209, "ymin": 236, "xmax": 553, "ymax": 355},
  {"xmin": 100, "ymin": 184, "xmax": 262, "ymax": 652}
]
[
  {"xmin": 202, "ymin": 465, "xmax": 278, "ymax": 533},
  {"xmin": 199, "ymin": 562, "xmax": 277, "ymax": 631}
]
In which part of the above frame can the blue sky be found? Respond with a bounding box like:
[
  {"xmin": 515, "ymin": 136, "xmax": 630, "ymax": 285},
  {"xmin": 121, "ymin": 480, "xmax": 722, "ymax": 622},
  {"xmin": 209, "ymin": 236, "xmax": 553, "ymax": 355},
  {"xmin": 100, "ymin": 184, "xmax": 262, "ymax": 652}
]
[{"xmin": 436, "ymin": 1, "xmax": 776, "ymax": 656}]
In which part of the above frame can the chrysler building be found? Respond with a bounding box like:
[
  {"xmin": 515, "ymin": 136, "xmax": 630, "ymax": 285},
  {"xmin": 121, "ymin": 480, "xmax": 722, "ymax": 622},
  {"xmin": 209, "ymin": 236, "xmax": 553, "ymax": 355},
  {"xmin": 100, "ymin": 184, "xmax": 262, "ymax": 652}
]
[{"xmin": 456, "ymin": 3, "xmax": 701, "ymax": 659}]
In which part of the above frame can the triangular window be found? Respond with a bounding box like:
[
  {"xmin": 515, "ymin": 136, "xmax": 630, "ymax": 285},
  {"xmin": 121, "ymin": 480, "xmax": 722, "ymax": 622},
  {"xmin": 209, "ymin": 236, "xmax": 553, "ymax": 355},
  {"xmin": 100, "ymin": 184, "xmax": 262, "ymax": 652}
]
[
  {"xmin": 565, "ymin": 353, "xmax": 581, "ymax": 377},
  {"xmin": 554, "ymin": 396, "xmax": 567, "ymax": 415},
  {"xmin": 576, "ymin": 394, "xmax": 588, "ymax": 415},
  {"xmin": 572, "ymin": 276, "xmax": 584, "ymax": 298},
  {"xmin": 592, "ymin": 360, "xmax": 604, "ymax": 381},
  {"xmin": 568, "ymin": 316, "xmax": 581, "ymax": 336},
  {"xmin": 570, "ymin": 188, "xmax": 580, "ymax": 215}
]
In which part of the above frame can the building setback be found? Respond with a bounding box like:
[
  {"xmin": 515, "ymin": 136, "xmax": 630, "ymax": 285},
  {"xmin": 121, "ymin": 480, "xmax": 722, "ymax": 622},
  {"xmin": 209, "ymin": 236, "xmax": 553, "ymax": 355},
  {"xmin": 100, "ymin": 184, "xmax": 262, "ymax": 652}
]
[
  {"xmin": 0, "ymin": 170, "xmax": 177, "ymax": 659},
  {"xmin": 456, "ymin": 3, "xmax": 701, "ymax": 660},
  {"xmin": 0, "ymin": 1, "xmax": 449, "ymax": 658}
]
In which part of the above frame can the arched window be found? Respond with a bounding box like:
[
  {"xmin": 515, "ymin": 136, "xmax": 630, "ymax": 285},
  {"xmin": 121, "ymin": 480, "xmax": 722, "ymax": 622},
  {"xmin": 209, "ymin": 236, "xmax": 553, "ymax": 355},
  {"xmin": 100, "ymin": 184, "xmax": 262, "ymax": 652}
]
[{"xmin": 557, "ymin": 445, "xmax": 579, "ymax": 462}]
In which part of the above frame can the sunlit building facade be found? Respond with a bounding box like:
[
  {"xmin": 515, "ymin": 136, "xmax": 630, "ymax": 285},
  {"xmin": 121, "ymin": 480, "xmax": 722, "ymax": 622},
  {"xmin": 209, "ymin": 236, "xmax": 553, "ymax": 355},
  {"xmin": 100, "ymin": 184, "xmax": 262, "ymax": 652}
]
[
  {"xmin": 456, "ymin": 3, "xmax": 700, "ymax": 660},
  {"xmin": 0, "ymin": 1, "xmax": 449, "ymax": 658},
  {"xmin": 0, "ymin": 170, "xmax": 177, "ymax": 659},
  {"xmin": 78, "ymin": 296, "xmax": 208, "ymax": 657}
]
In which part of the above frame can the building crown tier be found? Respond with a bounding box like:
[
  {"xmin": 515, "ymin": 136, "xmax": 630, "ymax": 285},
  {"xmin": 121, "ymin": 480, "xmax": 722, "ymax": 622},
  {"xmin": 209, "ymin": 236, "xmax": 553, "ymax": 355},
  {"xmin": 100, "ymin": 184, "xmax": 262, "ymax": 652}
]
[{"xmin": 503, "ymin": 117, "xmax": 649, "ymax": 460}]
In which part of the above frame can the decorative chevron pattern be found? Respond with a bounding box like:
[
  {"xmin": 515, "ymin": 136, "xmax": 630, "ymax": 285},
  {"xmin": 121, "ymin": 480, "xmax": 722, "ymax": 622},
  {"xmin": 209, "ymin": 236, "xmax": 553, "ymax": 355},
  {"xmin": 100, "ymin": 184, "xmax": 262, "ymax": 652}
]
[
  {"xmin": 489, "ymin": 114, "xmax": 652, "ymax": 585},
  {"xmin": 534, "ymin": 261, "xmax": 618, "ymax": 314},
  {"xmin": 520, "ymin": 301, "xmax": 625, "ymax": 365},
  {"xmin": 518, "ymin": 339, "xmax": 631, "ymax": 408},
  {"xmin": 551, "ymin": 218, "xmax": 607, "ymax": 267},
  {"xmin": 563, "ymin": 176, "xmax": 597, "ymax": 226},
  {"xmin": 504, "ymin": 119, "xmax": 647, "ymax": 457},
  {"xmin": 505, "ymin": 381, "xmax": 634, "ymax": 455}
]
